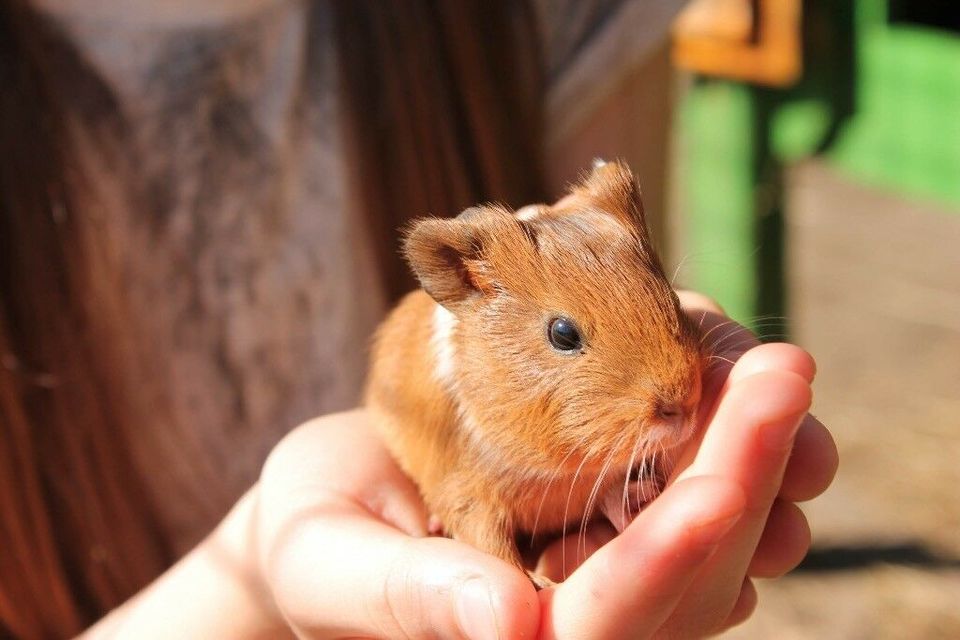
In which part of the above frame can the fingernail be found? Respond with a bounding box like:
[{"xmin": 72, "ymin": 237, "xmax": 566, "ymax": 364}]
[
  {"xmin": 761, "ymin": 413, "xmax": 806, "ymax": 452},
  {"xmin": 456, "ymin": 578, "xmax": 500, "ymax": 640}
]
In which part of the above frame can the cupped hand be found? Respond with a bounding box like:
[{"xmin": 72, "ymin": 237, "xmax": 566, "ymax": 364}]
[
  {"xmin": 249, "ymin": 291, "xmax": 837, "ymax": 639},
  {"xmin": 534, "ymin": 291, "xmax": 838, "ymax": 638},
  {"xmin": 253, "ymin": 409, "xmax": 539, "ymax": 639}
]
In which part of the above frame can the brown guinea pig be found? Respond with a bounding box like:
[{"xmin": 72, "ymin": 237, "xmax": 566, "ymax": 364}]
[{"xmin": 365, "ymin": 160, "xmax": 703, "ymax": 581}]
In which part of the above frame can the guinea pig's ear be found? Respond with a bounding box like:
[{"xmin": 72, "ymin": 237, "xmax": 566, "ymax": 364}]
[
  {"xmin": 403, "ymin": 208, "xmax": 496, "ymax": 307},
  {"xmin": 575, "ymin": 159, "xmax": 648, "ymax": 233}
]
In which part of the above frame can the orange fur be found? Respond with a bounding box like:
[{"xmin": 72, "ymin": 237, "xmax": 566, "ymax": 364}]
[{"xmin": 365, "ymin": 161, "xmax": 703, "ymax": 572}]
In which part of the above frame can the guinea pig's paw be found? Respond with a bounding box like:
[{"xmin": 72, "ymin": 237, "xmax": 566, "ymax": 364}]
[{"xmin": 526, "ymin": 570, "xmax": 557, "ymax": 591}]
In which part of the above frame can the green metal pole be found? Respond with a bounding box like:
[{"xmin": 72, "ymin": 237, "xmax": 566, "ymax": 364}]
[{"xmin": 681, "ymin": 79, "xmax": 787, "ymax": 339}]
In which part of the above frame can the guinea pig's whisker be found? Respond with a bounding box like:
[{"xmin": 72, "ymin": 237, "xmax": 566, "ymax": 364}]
[
  {"xmin": 745, "ymin": 313, "xmax": 789, "ymax": 325},
  {"xmin": 656, "ymin": 441, "xmax": 668, "ymax": 491},
  {"xmin": 697, "ymin": 318, "xmax": 740, "ymax": 346},
  {"xmin": 562, "ymin": 446, "xmax": 596, "ymax": 579},
  {"xmin": 670, "ymin": 251, "xmax": 700, "ymax": 288},
  {"xmin": 577, "ymin": 436, "xmax": 624, "ymax": 561},
  {"xmin": 528, "ymin": 468, "xmax": 561, "ymax": 549},
  {"xmin": 699, "ymin": 319, "xmax": 759, "ymax": 349},
  {"xmin": 702, "ymin": 328, "xmax": 749, "ymax": 352},
  {"xmin": 628, "ymin": 452, "xmax": 649, "ymax": 509},
  {"xmin": 529, "ymin": 444, "xmax": 582, "ymax": 547},
  {"xmin": 630, "ymin": 433, "xmax": 656, "ymax": 515},
  {"xmin": 621, "ymin": 429, "xmax": 647, "ymax": 528},
  {"xmin": 706, "ymin": 354, "xmax": 737, "ymax": 366},
  {"xmin": 697, "ymin": 310, "xmax": 709, "ymax": 331},
  {"xmin": 638, "ymin": 444, "xmax": 652, "ymax": 505},
  {"xmin": 704, "ymin": 331, "xmax": 754, "ymax": 358},
  {"xmin": 637, "ymin": 439, "xmax": 660, "ymax": 506}
]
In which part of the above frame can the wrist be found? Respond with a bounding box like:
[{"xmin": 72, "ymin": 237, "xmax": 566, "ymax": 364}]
[{"xmin": 81, "ymin": 485, "xmax": 293, "ymax": 639}]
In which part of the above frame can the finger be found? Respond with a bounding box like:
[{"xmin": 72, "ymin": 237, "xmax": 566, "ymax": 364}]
[
  {"xmin": 666, "ymin": 370, "xmax": 811, "ymax": 636},
  {"xmin": 257, "ymin": 412, "xmax": 540, "ymax": 639},
  {"xmin": 676, "ymin": 291, "xmax": 757, "ymax": 373},
  {"xmin": 676, "ymin": 289, "xmax": 726, "ymax": 315},
  {"xmin": 539, "ymin": 476, "xmax": 746, "ymax": 640},
  {"xmin": 691, "ymin": 370, "xmax": 810, "ymax": 513},
  {"xmin": 722, "ymin": 344, "xmax": 836, "ymax": 499},
  {"xmin": 263, "ymin": 501, "xmax": 538, "ymax": 640},
  {"xmin": 678, "ymin": 369, "xmax": 812, "ymax": 497},
  {"xmin": 262, "ymin": 411, "xmax": 430, "ymax": 536},
  {"xmin": 748, "ymin": 499, "xmax": 811, "ymax": 578},
  {"xmin": 717, "ymin": 578, "xmax": 758, "ymax": 633},
  {"xmin": 698, "ymin": 314, "xmax": 760, "ymax": 366},
  {"xmin": 534, "ymin": 521, "xmax": 617, "ymax": 582},
  {"xmin": 727, "ymin": 342, "xmax": 817, "ymax": 385},
  {"xmin": 674, "ymin": 342, "xmax": 818, "ymax": 476},
  {"xmin": 780, "ymin": 415, "xmax": 839, "ymax": 502},
  {"xmin": 702, "ymin": 344, "xmax": 837, "ymax": 503}
]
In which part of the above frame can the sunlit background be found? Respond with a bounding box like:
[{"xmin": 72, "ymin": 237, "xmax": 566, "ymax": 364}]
[{"xmin": 543, "ymin": 0, "xmax": 959, "ymax": 636}]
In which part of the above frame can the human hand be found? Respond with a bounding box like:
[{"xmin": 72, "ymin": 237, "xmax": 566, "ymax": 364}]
[
  {"xmin": 249, "ymin": 292, "xmax": 837, "ymax": 639},
  {"xmin": 532, "ymin": 291, "xmax": 838, "ymax": 638},
  {"xmin": 666, "ymin": 290, "xmax": 839, "ymax": 636},
  {"xmin": 252, "ymin": 409, "xmax": 539, "ymax": 638}
]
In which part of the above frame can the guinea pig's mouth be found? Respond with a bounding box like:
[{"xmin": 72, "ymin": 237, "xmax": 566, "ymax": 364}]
[
  {"xmin": 595, "ymin": 413, "xmax": 697, "ymax": 534},
  {"xmin": 599, "ymin": 461, "xmax": 668, "ymax": 533}
]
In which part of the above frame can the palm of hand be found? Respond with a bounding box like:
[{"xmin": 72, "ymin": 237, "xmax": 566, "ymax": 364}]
[{"xmin": 254, "ymin": 293, "xmax": 837, "ymax": 639}]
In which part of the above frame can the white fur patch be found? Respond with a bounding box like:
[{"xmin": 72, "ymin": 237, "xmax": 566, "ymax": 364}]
[
  {"xmin": 431, "ymin": 303, "xmax": 457, "ymax": 388},
  {"xmin": 515, "ymin": 205, "xmax": 541, "ymax": 221},
  {"xmin": 431, "ymin": 303, "xmax": 553, "ymax": 482}
]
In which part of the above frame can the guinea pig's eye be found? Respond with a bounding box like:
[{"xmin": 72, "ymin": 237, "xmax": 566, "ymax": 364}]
[{"xmin": 547, "ymin": 317, "xmax": 583, "ymax": 352}]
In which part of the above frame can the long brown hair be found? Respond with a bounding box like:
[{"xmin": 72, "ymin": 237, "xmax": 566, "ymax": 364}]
[
  {"xmin": 0, "ymin": 2, "xmax": 173, "ymax": 636},
  {"xmin": 0, "ymin": 1, "xmax": 545, "ymax": 637},
  {"xmin": 334, "ymin": 0, "xmax": 546, "ymax": 301}
]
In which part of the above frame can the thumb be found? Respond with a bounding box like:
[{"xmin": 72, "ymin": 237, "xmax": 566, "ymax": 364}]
[{"xmin": 263, "ymin": 503, "xmax": 539, "ymax": 639}]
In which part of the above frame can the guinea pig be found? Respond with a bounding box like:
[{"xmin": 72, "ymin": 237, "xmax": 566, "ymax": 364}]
[{"xmin": 365, "ymin": 160, "xmax": 703, "ymax": 583}]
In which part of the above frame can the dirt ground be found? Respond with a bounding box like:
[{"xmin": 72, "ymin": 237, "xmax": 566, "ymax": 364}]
[{"xmin": 721, "ymin": 162, "xmax": 960, "ymax": 638}]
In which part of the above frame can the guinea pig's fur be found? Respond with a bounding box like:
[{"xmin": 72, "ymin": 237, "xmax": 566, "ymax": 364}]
[{"xmin": 365, "ymin": 161, "xmax": 703, "ymax": 574}]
